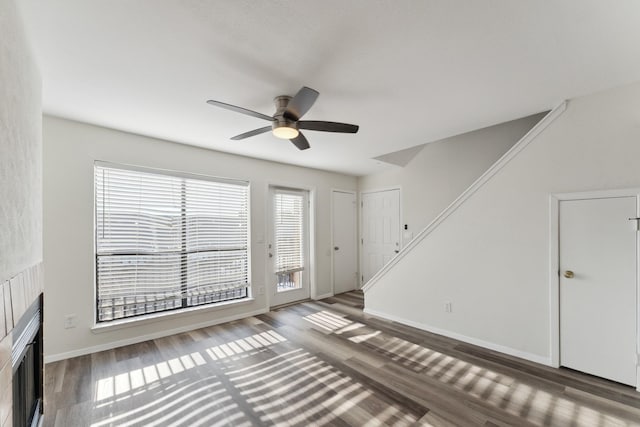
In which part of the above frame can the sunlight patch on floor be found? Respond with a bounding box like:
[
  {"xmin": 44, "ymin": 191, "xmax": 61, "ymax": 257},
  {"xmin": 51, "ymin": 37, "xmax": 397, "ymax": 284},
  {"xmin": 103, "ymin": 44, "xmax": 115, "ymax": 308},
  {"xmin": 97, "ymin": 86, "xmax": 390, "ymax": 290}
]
[
  {"xmin": 95, "ymin": 351, "xmax": 207, "ymax": 401},
  {"xmin": 91, "ymin": 329, "xmax": 293, "ymax": 426},
  {"xmin": 325, "ymin": 312, "xmax": 640, "ymax": 427},
  {"xmin": 227, "ymin": 348, "xmax": 306, "ymax": 381},
  {"xmin": 303, "ymin": 310, "xmax": 353, "ymax": 332},
  {"xmin": 348, "ymin": 330, "xmax": 381, "ymax": 343},
  {"xmin": 206, "ymin": 330, "xmax": 287, "ymax": 361},
  {"xmin": 227, "ymin": 343, "xmax": 418, "ymax": 426},
  {"xmin": 92, "ymin": 376, "xmax": 229, "ymax": 427}
]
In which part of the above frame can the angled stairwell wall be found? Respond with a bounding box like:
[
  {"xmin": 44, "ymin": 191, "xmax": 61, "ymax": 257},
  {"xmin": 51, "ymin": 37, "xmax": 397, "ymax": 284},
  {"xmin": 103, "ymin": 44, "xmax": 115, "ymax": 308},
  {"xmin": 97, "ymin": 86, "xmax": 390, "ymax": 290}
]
[
  {"xmin": 360, "ymin": 113, "xmax": 546, "ymax": 238},
  {"xmin": 363, "ymin": 81, "xmax": 640, "ymax": 364}
]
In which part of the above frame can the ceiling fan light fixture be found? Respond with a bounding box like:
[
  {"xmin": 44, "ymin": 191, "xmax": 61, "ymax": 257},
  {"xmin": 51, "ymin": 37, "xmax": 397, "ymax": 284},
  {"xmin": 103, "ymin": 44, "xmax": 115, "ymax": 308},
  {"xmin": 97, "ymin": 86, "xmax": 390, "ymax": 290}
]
[
  {"xmin": 272, "ymin": 125, "xmax": 299, "ymax": 140},
  {"xmin": 207, "ymin": 86, "xmax": 358, "ymax": 150}
]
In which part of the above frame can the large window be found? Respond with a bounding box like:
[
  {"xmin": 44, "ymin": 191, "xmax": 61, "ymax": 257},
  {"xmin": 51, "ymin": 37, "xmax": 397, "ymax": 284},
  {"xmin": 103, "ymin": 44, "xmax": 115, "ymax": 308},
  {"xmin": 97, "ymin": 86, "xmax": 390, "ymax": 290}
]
[{"xmin": 95, "ymin": 163, "xmax": 249, "ymax": 322}]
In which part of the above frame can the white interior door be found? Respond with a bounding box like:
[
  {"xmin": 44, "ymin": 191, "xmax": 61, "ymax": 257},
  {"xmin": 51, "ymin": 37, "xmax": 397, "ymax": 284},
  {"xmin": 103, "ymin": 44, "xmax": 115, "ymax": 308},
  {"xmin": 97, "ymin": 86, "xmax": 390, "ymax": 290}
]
[
  {"xmin": 269, "ymin": 187, "xmax": 310, "ymax": 307},
  {"xmin": 559, "ymin": 196, "xmax": 638, "ymax": 386},
  {"xmin": 361, "ymin": 189, "xmax": 400, "ymax": 285},
  {"xmin": 332, "ymin": 190, "xmax": 357, "ymax": 294}
]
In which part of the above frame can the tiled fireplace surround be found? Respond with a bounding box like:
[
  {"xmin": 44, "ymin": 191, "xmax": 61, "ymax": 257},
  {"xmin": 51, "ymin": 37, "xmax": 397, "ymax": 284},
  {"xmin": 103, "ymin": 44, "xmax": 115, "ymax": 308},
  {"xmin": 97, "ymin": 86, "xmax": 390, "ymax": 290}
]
[{"xmin": 0, "ymin": 263, "xmax": 44, "ymax": 426}]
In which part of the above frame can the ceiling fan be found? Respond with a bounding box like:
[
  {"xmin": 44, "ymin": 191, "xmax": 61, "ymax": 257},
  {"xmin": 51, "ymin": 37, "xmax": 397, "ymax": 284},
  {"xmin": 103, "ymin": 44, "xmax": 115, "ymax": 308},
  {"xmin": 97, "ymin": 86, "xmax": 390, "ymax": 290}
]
[{"xmin": 206, "ymin": 86, "xmax": 359, "ymax": 150}]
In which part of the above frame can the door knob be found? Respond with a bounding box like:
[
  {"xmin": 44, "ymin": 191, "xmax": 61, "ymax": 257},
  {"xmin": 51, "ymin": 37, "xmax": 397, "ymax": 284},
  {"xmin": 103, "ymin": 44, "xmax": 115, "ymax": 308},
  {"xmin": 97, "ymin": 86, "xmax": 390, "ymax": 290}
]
[
  {"xmin": 394, "ymin": 250, "xmax": 399, "ymax": 254},
  {"xmin": 334, "ymin": 246, "xmax": 339, "ymax": 250},
  {"xmin": 268, "ymin": 253, "xmax": 273, "ymax": 258},
  {"xmin": 563, "ymin": 270, "xmax": 574, "ymax": 279}
]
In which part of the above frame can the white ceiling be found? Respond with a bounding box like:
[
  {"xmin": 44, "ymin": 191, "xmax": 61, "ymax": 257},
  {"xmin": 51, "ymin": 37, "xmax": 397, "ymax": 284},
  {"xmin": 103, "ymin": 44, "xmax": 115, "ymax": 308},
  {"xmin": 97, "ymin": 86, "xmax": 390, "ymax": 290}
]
[{"xmin": 19, "ymin": 1, "xmax": 640, "ymax": 176}]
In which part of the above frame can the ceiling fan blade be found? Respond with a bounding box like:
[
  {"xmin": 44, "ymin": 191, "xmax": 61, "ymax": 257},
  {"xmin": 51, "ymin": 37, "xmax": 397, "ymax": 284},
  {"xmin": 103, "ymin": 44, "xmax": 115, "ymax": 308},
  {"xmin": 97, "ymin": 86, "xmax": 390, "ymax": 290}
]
[
  {"xmin": 283, "ymin": 86, "xmax": 319, "ymax": 120},
  {"xmin": 298, "ymin": 121, "xmax": 359, "ymax": 133},
  {"xmin": 206, "ymin": 99, "xmax": 273, "ymax": 121},
  {"xmin": 290, "ymin": 132, "xmax": 310, "ymax": 150},
  {"xmin": 231, "ymin": 126, "xmax": 272, "ymax": 141}
]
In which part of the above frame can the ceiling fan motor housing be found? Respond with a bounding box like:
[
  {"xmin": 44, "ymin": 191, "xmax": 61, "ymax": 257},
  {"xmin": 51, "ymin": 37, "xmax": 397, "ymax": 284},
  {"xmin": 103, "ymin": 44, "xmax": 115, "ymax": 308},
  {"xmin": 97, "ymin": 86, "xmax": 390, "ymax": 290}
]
[{"xmin": 272, "ymin": 95, "xmax": 298, "ymax": 136}]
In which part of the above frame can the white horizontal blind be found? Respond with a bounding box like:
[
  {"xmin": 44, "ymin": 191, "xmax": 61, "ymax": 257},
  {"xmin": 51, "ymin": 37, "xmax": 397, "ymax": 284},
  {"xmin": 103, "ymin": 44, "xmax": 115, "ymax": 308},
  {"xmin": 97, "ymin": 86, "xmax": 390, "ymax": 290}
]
[
  {"xmin": 274, "ymin": 191, "xmax": 305, "ymax": 274},
  {"xmin": 95, "ymin": 164, "xmax": 249, "ymax": 322}
]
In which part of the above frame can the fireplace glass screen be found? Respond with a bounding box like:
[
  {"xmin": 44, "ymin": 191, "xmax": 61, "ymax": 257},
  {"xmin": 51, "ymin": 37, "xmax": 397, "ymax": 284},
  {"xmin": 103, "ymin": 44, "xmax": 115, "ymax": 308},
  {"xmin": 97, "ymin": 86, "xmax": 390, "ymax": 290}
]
[{"xmin": 12, "ymin": 299, "xmax": 42, "ymax": 427}]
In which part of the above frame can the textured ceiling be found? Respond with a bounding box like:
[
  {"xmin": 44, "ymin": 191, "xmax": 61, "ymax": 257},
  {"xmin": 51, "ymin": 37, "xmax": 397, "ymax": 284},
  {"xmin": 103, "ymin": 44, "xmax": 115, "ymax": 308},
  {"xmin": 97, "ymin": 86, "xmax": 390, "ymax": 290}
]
[{"xmin": 19, "ymin": 0, "xmax": 640, "ymax": 176}]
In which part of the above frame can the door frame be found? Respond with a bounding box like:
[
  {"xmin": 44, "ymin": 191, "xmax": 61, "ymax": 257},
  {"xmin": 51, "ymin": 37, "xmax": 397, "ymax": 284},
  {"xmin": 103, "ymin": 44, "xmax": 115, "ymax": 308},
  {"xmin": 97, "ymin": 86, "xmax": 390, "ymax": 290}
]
[
  {"xmin": 359, "ymin": 186, "xmax": 403, "ymax": 287},
  {"xmin": 549, "ymin": 188, "xmax": 640, "ymax": 390},
  {"xmin": 331, "ymin": 188, "xmax": 358, "ymax": 295},
  {"xmin": 265, "ymin": 182, "xmax": 316, "ymax": 308}
]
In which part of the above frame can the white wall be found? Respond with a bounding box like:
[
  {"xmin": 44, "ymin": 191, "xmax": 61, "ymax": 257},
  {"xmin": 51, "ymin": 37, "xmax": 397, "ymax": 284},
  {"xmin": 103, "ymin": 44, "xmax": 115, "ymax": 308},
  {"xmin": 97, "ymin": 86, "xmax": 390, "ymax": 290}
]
[
  {"xmin": 0, "ymin": 6, "xmax": 42, "ymax": 425},
  {"xmin": 365, "ymin": 81, "xmax": 640, "ymax": 363},
  {"xmin": 358, "ymin": 114, "xmax": 544, "ymax": 238},
  {"xmin": 43, "ymin": 116, "xmax": 356, "ymax": 360},
  {"xmin": 0, "ymin": 0, "xmax": 42, "ymax": 283}
]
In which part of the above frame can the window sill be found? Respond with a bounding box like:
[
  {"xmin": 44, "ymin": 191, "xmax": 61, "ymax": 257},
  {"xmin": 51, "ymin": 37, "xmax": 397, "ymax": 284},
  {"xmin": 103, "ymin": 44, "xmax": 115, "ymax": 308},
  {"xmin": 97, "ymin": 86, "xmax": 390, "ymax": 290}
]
[{"xmin": 91, "ymin": 297, "xmax": 256, "ymax": 334}]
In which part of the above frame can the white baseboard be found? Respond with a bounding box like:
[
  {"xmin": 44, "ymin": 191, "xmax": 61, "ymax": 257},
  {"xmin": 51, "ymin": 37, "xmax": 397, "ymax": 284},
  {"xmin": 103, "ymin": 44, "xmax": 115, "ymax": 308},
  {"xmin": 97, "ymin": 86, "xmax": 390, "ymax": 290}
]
[
  {"xmin": 313, "ymin": 292, "xmax": 333, "ymax": 300},
  {"xmin": 363, "ymin": 307, "xmax": 552, "ymax": 367},
  {"xmin": 44, "ymin": 307, "xmax": 269, "ymax": 363}
]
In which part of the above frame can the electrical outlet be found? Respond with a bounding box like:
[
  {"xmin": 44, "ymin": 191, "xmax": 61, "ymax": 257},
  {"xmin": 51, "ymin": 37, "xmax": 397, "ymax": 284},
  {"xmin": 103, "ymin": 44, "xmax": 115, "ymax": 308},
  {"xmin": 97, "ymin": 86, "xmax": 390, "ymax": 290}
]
[
  {"xmin": 258, "ymin": 286, "xmax": 264, "ymax": 295},
  {"xmin": 64, "ymin": 314, "xmax": 78, "ymax": 329},
  {"xmin": 445, "ymin": 302, "xmax": 452, "ymax": 313}
]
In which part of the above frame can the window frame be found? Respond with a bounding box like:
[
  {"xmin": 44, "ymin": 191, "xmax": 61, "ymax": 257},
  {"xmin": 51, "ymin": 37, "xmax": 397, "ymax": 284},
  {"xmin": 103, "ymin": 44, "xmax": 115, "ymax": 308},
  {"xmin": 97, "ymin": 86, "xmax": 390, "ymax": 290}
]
[{"xmin": 93, "ymin": 161, "xmax": 252, "ymax": 325}]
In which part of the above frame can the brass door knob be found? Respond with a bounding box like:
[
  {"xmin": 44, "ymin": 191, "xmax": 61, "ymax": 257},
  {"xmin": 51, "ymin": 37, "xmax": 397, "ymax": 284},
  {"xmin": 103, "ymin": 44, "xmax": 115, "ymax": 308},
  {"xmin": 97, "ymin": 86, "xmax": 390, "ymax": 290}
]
[{"xmin": 564, "ymin": 270, "xmax": 574, "ymax": 279}]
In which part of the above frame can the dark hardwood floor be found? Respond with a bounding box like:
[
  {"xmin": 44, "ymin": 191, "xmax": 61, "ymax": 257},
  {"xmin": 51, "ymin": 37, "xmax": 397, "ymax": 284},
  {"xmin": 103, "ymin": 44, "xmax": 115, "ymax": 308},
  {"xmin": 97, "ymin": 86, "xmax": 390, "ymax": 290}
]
[{"xmin": 44, "ymin": 291, "xmax": 640, "ymax": 426}]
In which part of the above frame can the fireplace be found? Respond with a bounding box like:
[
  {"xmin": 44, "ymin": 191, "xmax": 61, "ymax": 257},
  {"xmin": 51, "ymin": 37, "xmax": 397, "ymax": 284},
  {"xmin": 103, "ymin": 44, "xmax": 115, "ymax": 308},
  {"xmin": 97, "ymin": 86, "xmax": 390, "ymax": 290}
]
[{"xmin": 11, "ymin": 296, "xmax": 43, "ymax": 427}]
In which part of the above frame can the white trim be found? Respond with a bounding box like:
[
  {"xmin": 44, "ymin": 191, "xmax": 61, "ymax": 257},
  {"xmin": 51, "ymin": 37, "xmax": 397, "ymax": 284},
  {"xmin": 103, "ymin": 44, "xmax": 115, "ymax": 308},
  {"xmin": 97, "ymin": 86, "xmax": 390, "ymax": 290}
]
[
  {"xmin": 91, "ymin": 297, "xmax": 256, "ymax": 333},
  {"xmin": 45, "ymin": 307, "xmax": 269, "ymax": 363},
  {"xmin": 331, "ymin": 188, "xmax": 358, "ymax": 295},
  {"xmin": 314, "ymin": 292, "xmax": 333, "ymax": 300},
  {"xmin": 549, "ymin": 187, "xmax": 640, "ymax": 390},
  {"xmin": 262, "ymin": 181, "xmax": 271, "ymax": 308},
  {"xmin": 548, "ymin": 194, "xmax": 561, "ymax": 368},
  {"xmin": 364, "ymin": 307, "xmax": 552, "ymax": 366},
  {"xmin": 359, "ymin": 186, "xmax": 402, "ymax": 287},
  {"xmin": 94, "ymin": 160, "xmax": 250, "ymax": 186},
  {"xmin": 359, "ymin": 186, "xmax": 403, "ymax": 195},
  {"xmin": 362, "ymin": 101, "xmax": 568, "ymax": 293},
  {"xmin": 309, "ymin": 188, "xmax": 317, "ymax": 299},
  {"xmin": 553, "ymin": 188, "xmax": 640, "ymax": 200}
]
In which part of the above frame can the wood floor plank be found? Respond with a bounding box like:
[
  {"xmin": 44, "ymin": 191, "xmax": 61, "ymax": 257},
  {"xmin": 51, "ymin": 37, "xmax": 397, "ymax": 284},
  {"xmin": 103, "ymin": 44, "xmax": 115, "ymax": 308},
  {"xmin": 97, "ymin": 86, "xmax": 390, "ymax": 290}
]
[{"xmin": 43, "ymin": 291, "xmax": 640, "ymax": 426}]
